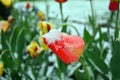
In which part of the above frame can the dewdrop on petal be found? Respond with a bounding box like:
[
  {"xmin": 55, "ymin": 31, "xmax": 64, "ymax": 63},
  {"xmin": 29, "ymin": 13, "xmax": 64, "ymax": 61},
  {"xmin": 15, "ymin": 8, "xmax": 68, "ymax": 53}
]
[{"xmin": 43, "ymin": 29, "xmax": 85, "ymax": 64}]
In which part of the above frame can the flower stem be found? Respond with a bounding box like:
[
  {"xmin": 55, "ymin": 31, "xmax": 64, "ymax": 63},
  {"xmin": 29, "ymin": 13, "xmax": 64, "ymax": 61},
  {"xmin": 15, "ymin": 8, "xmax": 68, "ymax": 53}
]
[
  {"xmin": 90, "ymin": 0, "xmax": 96, "ymax": 35},
  {"xmin": 90, "ymin": 0, "xmax": 95, "ymax": 21},
  {"xmin": 57, "ymin": 58, "xmax": 62, "ymax": 80},
  {"xmin": 60, "ymin": 3, "xmax": 64, "ymax": 23},
  {"xmin": 80, "ymin": 57, "xmax": 91, "ymax": 80},
  {"xmin": 114, "ymin": 3, "xmax": 119, "ymax": 40},
  {"xmin": 59, "ymin": 3, "xmax": 67, "ymax": 32}
]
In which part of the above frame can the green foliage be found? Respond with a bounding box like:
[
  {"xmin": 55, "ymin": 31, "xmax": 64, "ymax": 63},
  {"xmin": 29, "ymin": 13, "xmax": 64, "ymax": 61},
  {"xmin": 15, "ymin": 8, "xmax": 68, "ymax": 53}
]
[
  {"xmin": 110, "ymin": 41, "xmax": 120, "ymax": 80},
  {"xmin": 0, "ymin": 0, "xmax": 120, "ymax": 80}
]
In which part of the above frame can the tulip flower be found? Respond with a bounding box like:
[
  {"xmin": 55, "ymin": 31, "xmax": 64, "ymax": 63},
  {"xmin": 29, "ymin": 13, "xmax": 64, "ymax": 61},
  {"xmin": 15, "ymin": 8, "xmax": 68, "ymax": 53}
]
[
  {"xmin": 0, "ymin": 61, "xmax": 4, "ymax": 76},
  {"xmin": 43, "ymin": 29, "xmax": 85, "ymax": 64},
  {"xmin": 38, "ymin": 21, "xmax": 54, "ymax": 34},
  {"xmin": 55, "ymin": 0, "xmax": 67, "ymax": 3},
  {"xmin": 38, "ymin": 11, "xmax": 45, "ymax": 21},
  {"xmin": 38, "ymin": 21, "xmax": 54, "ymax": 50},
  {"xmin": 27, "ymin": 41, "xmax": 42, "ymax": 57},
  {"xmin": 8, "ymin": 15, "xmax": 13, "ymax": 23},
  {"xmin": 109, "ymin": 0, "xmax": 119, "ymax": 11},
  {"xmin": 0, "ymin": 20, "xmax": 10, "ymax": 33},
  {"xmin": 0, "ymin": 0, "xmax": 13, "ymax": 8},
  {"xmin": 26, "ymin": 2, "xmax": 30, "ymax": 9}
]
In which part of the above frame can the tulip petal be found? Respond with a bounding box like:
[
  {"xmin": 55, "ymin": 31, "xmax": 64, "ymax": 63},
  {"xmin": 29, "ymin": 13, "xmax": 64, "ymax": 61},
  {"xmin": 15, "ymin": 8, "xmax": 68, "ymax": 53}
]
[{"xmin": 43, "ymin": 29, "xmax": 85, "ymax": 64}]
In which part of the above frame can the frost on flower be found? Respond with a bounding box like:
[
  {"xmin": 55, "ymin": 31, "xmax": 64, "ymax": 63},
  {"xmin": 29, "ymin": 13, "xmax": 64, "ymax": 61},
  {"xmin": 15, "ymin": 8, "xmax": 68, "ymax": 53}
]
[{"xmin": 43, "ymin": 29, "xmax": 85, "ymax": 64}]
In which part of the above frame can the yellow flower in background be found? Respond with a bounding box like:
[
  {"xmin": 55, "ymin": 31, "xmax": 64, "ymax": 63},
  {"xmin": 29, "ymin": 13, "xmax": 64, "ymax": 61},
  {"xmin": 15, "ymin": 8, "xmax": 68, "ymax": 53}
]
[
  {"xmin": 38, "ymin": 21, "xmax": 54, "ymax": 34},
  {"xmin": 0, "ymin": 61, "xmax": 4, "ymax": 76},
  {"xmin": 27, "ymin": 41, "xmax": 42, "ymax": 57},
  {"xmin": 38, "ymin": 11, "xmax": 45, "ymax": 21},
  {"xmin": 39, "ymin": 32, "xmax": 48, "ymax": 50},
  {"xmin": 0, "ymin": 0, "xmax": 14, "ymax": 8},
  {"xmin": 38, "ymin": 21, "xmax": 54, "ymax": 50},
  {"xmin": 0, "ymin": 20, "xmax": 10, "ymax": 33}
]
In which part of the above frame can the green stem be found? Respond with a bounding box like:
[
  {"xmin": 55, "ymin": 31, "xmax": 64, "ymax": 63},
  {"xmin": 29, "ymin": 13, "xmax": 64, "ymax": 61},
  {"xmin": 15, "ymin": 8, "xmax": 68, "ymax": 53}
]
[
  {"xmin": 90, "ymin": 0, "xmax": 96, "ymax": 35},
  {"xmin": 90, "ymin": 0, "xmax": 95, "ymax": 20},
  {"xmin": 45, "ymin": 0, "xmax": 49, "ymax": 21},
  {"xmin": 107, "ymin": 12, "xmax": 114, "ymax": 38},
  {"xmin": 80, "ymin": 57, "xmax": 91, "ymax": 80},
  {"xmin": 114, "ymin": 3, "xmax": 119, "ymax": 40},
  {"xmin": 60, "ymin": 3, "xmax": 64, "ymax": 23},
  {"xmin": 62, "ymin": 23, "xmax": 80, "ymax": 36},
  {"xmin": 59, "ymin": 3, "xmax": 67, "ymax": 32},
  {"xmin": 57, "ymin": 58, "xmax": 62, "ymax": 80}
]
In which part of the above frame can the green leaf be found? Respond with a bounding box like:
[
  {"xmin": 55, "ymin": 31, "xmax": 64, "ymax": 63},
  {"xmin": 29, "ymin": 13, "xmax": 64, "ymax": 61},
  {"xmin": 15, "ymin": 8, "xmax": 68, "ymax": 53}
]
[
  {"xmin": 61, "ymin": 16, "xmax": 69, "ymax": 32},
  {"xmin": 9, "ymin": 26, "xmax": 21, "ymax": 52},
  {"xmin": 1, "ymin": 31, "xmax": 9, "ymax": 50},
  {"xmin": 83, "ymin": 28, "xmax": 93, "ymax": 44},
  {"xmin": 57, "ymin": 57, "xmax": 67, "ymax": 73},
  {"xmin": 1, "ymin": 50, "xmax": 14, "ymax": 69},
  {"xmin": 87, "ymin": 46, "xmax": 109, "ymax": 74},
  {"xmin": 98, "ymin": 25, "xmax": 102, "ymax": 47},
  {"xmin": 74, "ymin": 69, "xmax": 90, "ymax": 80},
  {"xmin": 16, "ymin": 28, "xmax": 25, "ymax": 53},
  {"xmin": 110, "ymin": 41, "xmax": 120, "ymax": 80}
]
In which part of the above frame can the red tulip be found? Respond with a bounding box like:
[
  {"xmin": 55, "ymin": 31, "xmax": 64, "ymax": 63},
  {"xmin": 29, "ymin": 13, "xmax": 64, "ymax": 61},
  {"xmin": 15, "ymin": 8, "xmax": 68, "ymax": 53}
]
[
  {"xmin": 55, "ymin": 0, "xmax": 67, "ymax": 3},
  {"xmin": 43, "ymin": 29, "xmax": 85, "ymax": 64},
  {"xmin": 26, "ymin": 2, "xmax": 30, "ymax": 9},
  {"xmin": 109, "ymin": 0, "xmax": 119, "ymax": 11}
]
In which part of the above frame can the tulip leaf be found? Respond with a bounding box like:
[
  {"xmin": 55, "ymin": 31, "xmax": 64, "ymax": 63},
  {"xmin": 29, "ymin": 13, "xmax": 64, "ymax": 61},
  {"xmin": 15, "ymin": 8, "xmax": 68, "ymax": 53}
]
[
  {"xmin": 1, "ymin": 31, "xmax": 9, "ymax": 50},
  {"xmin": 74, "ymin": 69, "xmax": 90, "ymax": 80},
  {"xmin": 87, "ymin": 46, "xmax": 109, "ymax": 74},
  {"xmin": 110, "ymin": 41, "xmax": 120, "ymax": 80},
  {"xmin": 9, "ymin": 26, "xmax": 21, "ymax": 52},
  {"xmin": 83, "ymin": 28, "xmax": 93, "ymax": 44},
  {"xmin": 16, "ymin": 27, "xmax": 25, "ymax": 53}
]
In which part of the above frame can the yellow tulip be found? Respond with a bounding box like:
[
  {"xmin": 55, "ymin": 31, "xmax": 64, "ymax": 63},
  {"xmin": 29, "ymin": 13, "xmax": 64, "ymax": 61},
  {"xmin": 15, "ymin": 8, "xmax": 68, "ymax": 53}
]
[
  {"xmin": 38, "ymin": 21, "xmax": 54, "ymax": 34},
  {"xmin": 0, "ymin": 20, "xmax": 10, "ymax": 33},
  {"xmin": 27, "ymin": 41, "xmax": 42, "ymax": 57},
  {"xmin": 39, "ymin": 32, "xmax": 48, "ymax": 50},
  {"xmin": 0, "ymin": 0, "xmax": 14, "ymax": 8},
  {"xmin": 38, "ymin": 11, "xmax": 45, "ymax": 21},
  {"xmin": 0, "ymin": 61, "xmax": 4, "ymax": 76},
  {"xmin": 38, "ymin": 21, "xmax": 54, "ymax": 50}
]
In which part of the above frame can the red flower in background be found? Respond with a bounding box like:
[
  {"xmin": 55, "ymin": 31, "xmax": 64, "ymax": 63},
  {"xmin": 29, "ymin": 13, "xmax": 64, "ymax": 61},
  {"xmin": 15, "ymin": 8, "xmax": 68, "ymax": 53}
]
[
  {"xmin": 55, "ymin": 0, "xmax": 67, "ymax": 3},
  {"xmin": 26, "ymin": 2, "xmax": 30, "ymax": 9},
  {"xmin": 43, "ymin": 29, "xmax": 85, "ymax": 64},
  {"xmin": 109, "ymin": 0, "xmax": 119, "ymax": 11}
]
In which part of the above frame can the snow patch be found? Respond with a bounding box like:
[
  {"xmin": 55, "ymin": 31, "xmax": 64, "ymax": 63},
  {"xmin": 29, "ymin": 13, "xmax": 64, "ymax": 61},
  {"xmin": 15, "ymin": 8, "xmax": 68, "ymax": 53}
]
[{"xmin": 43, "ymin": 29, "xmax": 61, "ymax": 44}]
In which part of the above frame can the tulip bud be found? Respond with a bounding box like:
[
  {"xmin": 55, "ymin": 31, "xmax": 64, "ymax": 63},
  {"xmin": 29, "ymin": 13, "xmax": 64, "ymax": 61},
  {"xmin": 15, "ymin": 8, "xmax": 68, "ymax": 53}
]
[
  {"xmin": 38, "ymin": 11, "xmax": 45, "ymax": 21},
  {"xmin": 0, "ymin": 20, "xmax": 10, "ymax": 33},
  {"xmin": 55, "ymin": 0, "xmax": 67, "ymax": 3},
  {"xmin": 26, "ymin": 2, "xmax": 30, "ymax": 9},
  {"xmin": 109, "ymin": 0, "xmax": 119, "ymax": 11},
  {"xmin": 8, "ymin": 15, "xmax": 13, "ymax": 23}
]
